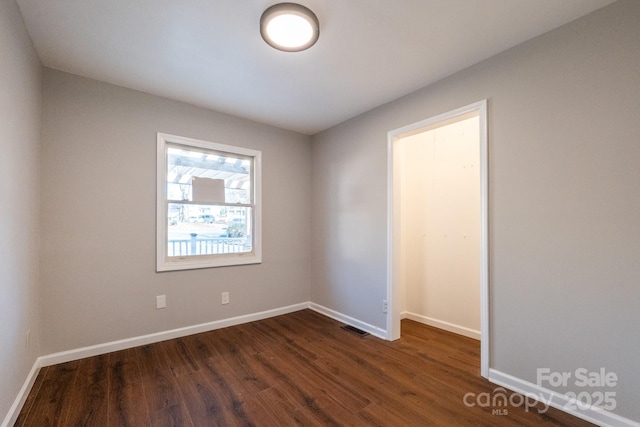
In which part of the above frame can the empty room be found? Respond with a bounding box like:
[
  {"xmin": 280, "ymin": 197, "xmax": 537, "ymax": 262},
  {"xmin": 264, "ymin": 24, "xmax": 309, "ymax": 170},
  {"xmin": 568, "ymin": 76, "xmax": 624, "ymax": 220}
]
[{"xmin": 2, "ymin": 1, "xmax": 638, "ymax": 426}]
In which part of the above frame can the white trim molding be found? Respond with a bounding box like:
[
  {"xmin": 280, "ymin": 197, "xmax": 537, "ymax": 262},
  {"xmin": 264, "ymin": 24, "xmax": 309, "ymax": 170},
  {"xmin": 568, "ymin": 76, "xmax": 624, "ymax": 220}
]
[
  {"xmin": 488, "ymin": 369, "xmax": 640, "ymax": 427},
  {"xmin": 2, "ymin": 302, "xmax": 389, "ymax": 425},
  {"xmin": 403, "ymin": 312, "xmax": 481, "ymax": 340},
  {"xmin": 309, "ymin": 303, "xmax": 387, "ymax": 339},
  {"xmin": 156, "ymin": 132, "xmax": 263, "ymax": 272},
  {"xmin": 1, "ymin": 362, "xmax": 41, "ymax": 427},
  {"xmin": 3, "ymin": 301, "xmax": 388, "ymax": 426},
  {"xmin": 39, "ymin": 302, "xmax": 308, "ymax": 367},
  {"xmin": 5, "ymin": 302, "xmax": 637, "ymax": 427},
  {"xmin": 386, "ymin": 99, "xmax": 489, "ymax": 377},
  {"xmin": 0, "ymin": 302, "xmax": 309, "ymax": 427}
]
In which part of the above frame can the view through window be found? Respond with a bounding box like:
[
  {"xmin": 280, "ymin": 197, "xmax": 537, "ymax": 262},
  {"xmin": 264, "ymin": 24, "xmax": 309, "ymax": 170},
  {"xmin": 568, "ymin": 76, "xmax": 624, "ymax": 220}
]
[{"xmin": 157, "ymin": 133, "xmax": 261, "ymax": 271}]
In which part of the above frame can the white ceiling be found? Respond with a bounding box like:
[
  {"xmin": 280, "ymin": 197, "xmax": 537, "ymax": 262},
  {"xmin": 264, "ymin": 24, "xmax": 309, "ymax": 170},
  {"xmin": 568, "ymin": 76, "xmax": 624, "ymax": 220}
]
[{"xmin": 16, "ymin": 0, "xmax": 615, "ymax": 135}]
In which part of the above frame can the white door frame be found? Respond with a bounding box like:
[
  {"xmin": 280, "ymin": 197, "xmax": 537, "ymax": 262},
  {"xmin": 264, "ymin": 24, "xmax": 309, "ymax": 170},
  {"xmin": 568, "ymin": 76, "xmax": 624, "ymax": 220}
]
[{"xmin": 386, "ymin": 99, "xmax": 489, "ymax": 378}]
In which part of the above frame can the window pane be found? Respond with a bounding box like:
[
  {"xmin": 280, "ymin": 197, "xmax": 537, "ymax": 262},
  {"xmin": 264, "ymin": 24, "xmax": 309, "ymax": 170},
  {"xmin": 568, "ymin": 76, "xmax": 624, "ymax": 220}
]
[
  {"xmin": 167, "ymin": 203, "xmax": 252, "ymax": 256},
  {"xmin": 158, "ymin": 133, "xmax": 261, "ymax": 271},
  {"xmin": 167, "ymin": 147, "xmax": 251, "ymax": 203}
]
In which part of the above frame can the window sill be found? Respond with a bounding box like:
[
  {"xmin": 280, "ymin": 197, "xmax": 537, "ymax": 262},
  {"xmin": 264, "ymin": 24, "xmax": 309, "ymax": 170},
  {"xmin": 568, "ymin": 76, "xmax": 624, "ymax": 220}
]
[{"xmin": 156, "ymin": 253, "xmax": 262, "ymax": 272}]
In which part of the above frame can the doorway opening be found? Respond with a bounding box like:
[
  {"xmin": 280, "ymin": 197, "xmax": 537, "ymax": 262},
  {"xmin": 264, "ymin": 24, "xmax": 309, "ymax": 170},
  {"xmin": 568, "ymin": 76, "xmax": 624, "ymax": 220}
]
[{"xmin": 386, "ymin": 100, "xmax": 488, "ymax": 377}]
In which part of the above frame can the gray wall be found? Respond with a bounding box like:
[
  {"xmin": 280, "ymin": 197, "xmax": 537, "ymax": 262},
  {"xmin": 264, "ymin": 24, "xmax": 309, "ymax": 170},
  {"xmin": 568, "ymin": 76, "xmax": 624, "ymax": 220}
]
[
  {"xmin": 311, "ymin": 0, "xmax": 640, "ymax": 420},
  {"xmin": 3, "ymin": 0, "xmax": 639, "ymax": 423},
  {"xmin": 40, "ymin": 69, "xmax": 311, "ymax": 354},
  {"xmin": 0, "ymin": 0, "xmax": 42, "ymax": 420}
]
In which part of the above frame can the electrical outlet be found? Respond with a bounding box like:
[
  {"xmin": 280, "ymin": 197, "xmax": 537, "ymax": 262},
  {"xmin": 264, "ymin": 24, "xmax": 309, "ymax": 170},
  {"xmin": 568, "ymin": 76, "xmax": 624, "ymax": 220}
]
[
  {"xmin": 156, "ymin": 295, "xmax": 167, "ymax": 309},
  {"xmin": 382, "ymin": 300, "xmax": 388, "ymax": 314},
  {"xmin": 221, "ymin": 291, "xmax": 230, "ymax": 305}
]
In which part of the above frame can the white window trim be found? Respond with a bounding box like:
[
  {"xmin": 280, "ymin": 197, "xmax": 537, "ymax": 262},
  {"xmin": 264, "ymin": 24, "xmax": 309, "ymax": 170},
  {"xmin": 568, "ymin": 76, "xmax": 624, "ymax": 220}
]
[{"xmin": 156, "ymin": 132, "xmax": 262, "ymax": 272}]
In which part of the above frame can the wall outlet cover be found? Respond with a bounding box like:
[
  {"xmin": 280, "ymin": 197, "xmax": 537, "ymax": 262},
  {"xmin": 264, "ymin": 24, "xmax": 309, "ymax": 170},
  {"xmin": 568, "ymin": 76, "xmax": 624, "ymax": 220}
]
[{"xmin": 156, "ymin": 295, "xmax": 167, "ymax": 309}]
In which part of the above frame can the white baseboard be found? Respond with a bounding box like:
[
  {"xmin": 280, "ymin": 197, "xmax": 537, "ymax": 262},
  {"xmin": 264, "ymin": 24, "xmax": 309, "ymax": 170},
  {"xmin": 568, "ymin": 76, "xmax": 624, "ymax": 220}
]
[
  {"xmin": 39, "ymin": 302, "xmax": 310, "ymax": 367},
  {"xmin": 403, "ymin": 311, "xmax": 480, "ymax": 340},
  {"xmin": 11, "ymin": 303, "xmax": 635, "ymax": 427},
  {"xmin": 488, "ymin": 369, "xmax": 640, "ymax": 427},
  {"xmin": 2, "ymin": 302, "xmax": 383, "ymax": 426},
  {"xmin": 309, "ymin": 303, "xmax": 387, "ymax": 339},
  {"xmin": 2, "ymin": 302, "xmax": 311, "ymax": 426},
  {"xmin": 1, "ymin": 361, "xmax": 42, "ymax": 427}
]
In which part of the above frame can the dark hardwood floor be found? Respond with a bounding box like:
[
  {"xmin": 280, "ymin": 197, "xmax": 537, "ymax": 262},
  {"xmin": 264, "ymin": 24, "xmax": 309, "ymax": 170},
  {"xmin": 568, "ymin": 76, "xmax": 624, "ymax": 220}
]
[{"xmin": 15, "ymin": 309, "xmax": 593, "ymax": 426}]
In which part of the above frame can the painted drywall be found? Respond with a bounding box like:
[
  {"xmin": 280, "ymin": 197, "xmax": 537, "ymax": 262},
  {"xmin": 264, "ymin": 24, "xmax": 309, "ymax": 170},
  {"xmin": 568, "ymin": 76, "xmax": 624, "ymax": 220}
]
[
  {"xmin": 40, "ymin": 69, "xmax": 311, "ymax": 354},
  {"xmin": 398, "ymin": 117, "xmax": 480, "ymax": 336},
  {"xmin": 311, "ymin": 0, "xmax": 640, "ymax": 421},
  {"xmin": 0, "ymin": 0, "xmax": 42, "ymax": 421}
]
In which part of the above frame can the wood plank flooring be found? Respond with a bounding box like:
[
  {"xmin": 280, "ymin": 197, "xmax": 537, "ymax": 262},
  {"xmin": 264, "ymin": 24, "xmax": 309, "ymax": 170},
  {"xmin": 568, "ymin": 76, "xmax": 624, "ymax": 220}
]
[{"xmin": 15, "ymin": 309, "xmax": 593, "ymax": 426}]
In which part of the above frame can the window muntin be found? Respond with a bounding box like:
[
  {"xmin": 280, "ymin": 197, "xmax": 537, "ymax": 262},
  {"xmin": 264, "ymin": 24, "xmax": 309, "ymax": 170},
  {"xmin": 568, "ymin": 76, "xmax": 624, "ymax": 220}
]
[{"xmin": 157, "ymin": 133, "xmax": 261, "ymax": 271}]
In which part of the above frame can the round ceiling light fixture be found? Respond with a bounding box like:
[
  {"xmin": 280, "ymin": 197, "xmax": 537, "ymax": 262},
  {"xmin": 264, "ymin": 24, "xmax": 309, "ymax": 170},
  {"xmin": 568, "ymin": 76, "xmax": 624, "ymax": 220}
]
[{"xmin": 260, "ymin": 3, "xmax": 319, "ymax": 52}]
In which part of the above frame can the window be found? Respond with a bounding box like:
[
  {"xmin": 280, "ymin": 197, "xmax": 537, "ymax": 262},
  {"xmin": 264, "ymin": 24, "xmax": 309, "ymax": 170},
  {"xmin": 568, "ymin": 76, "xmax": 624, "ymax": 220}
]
[{"xmin": 156, "ymin": 133, "xmax": 261, "ymax": 271}]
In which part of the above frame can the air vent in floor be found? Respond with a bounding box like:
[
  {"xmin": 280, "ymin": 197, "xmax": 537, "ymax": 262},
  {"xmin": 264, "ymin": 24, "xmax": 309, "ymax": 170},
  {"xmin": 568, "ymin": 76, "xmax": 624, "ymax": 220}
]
[{"xmin": 341, "ymin": 325, "xmax": 369, "ymax": 337}]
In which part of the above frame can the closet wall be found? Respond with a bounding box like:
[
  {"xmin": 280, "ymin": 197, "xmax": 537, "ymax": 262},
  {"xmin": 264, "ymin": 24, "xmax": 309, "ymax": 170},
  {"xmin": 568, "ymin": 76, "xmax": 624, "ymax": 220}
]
[{"xmin": 398, "ymin": 116, "xmax": 480, "ymax": 338}]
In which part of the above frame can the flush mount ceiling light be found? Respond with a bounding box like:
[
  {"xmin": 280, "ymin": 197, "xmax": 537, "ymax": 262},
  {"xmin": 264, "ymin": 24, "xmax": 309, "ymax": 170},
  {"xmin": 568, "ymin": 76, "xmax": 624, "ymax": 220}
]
[{"xmin": 260, "ymin": 3, "xmax": 319, "ymax": 52}]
